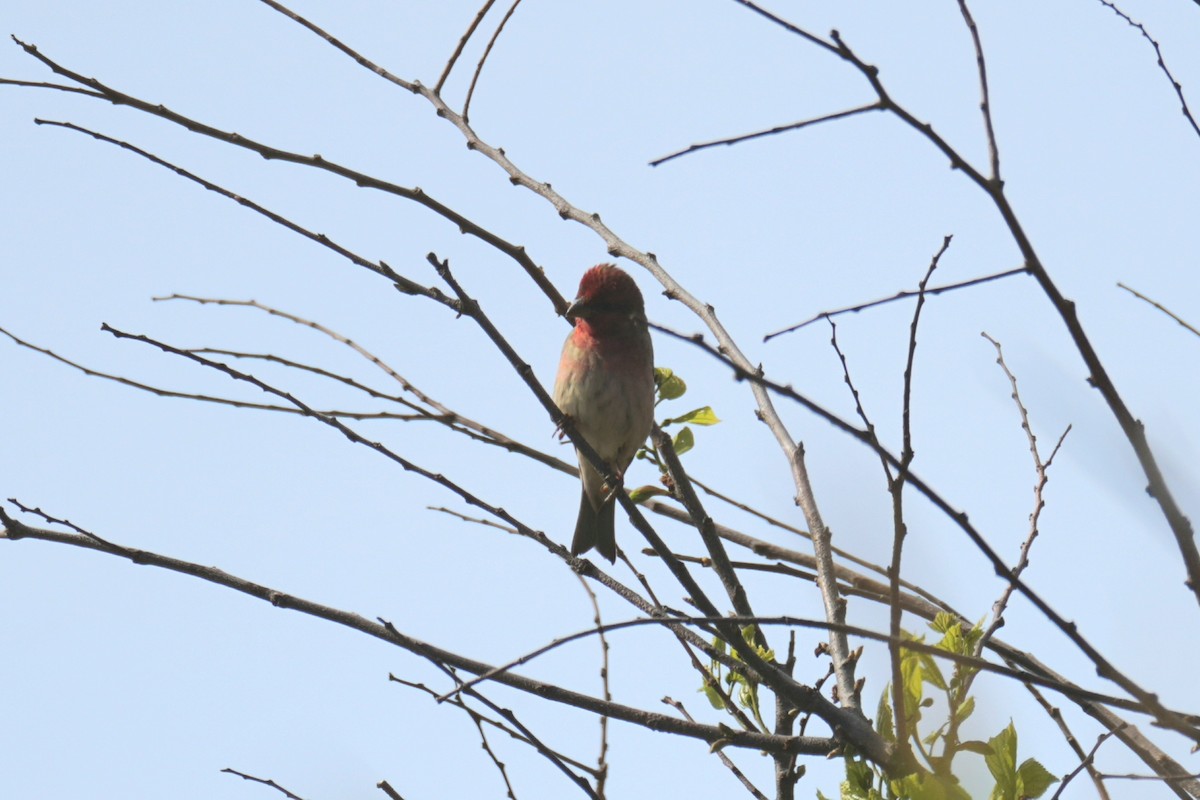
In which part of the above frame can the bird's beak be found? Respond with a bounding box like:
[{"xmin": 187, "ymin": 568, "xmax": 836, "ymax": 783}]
[{"xmin": 565, "ymin": 299, "xmax": 589, "ymax": 321}]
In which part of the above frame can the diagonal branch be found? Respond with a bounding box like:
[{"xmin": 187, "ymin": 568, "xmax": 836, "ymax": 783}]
[
  {"xmin": 651, "ymin": 320, "xmax": 1200, "ymax": 747},
  {"xmin": 0, "ymin": 509, "xmax": 820, "ymax": 758},
  {"xmin": 650, "ymin": 103, "xmax": 882, "ymax": 167}
]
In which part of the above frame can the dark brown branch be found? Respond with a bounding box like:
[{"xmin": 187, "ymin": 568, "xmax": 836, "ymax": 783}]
[
  {"xmin": 33, "ymin": 119, "xmax": 437, "ymax": 299},
  {"xmin": 0, "ymin": 76, "xmax": 104, "ymax": 97},
  {"xmin": 650, "ymin": 103, "xmax": 882, "ymax": 167},
  {"xmin": 641, "ymin": 500, "xmax": 1200, "ymax": 794},
  {"xmin": 13, "ymin": 38, "xmax": 567, "ymax": 313},
  {"xmin": 650, "ymin": 320, "xmax": 1200, "ymax": 747},
  {"xmin": 221, "ymin": 769, "xmax": 307, "ymax": 800},
  {"xmin": 376, "ymin": 780, "xmax": 406, "ymax": 800},
  {"xmin": 0, "ymin": 510, "xmax": 822, "ymax": 757},
  {"xmin": 714, "ymin": 4, "xmax": 1200, "ymax": 606},
  {"xmin": 426, "ymin": 612, "xmax": 1167, "ymax": 720},
  {"xmin": 1094, "ymin": 0, "xmax": 1200, "ymax": 140},
  {"xmin": 652, "ymin": 426, "xmax": 763, "ymax": 639}
]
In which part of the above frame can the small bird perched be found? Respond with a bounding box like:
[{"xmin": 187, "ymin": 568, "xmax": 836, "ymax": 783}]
[{"xmin": 553, "ymin": 264, "xmax": 655, "ymax": 561}]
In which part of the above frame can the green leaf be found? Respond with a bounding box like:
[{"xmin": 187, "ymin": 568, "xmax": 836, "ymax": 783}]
[
  {"xmin": 894, "ymin": 771, "xmax": 971, "ymax": 800},
  {"xmin": 700, "ymin": 681, "xmax": 726, "ymax": 710},
  {"xmin": 901, "ymin": 647, "xmax": 925, "ymax": 714},
  {"xmin": 876, "ymin": 689, "xmax": 895, "ymax": 743},
  {"xmin": 1016, "ymin": 758, "xmax": 1058, "ymax": 799},
  {"xmin": 923, "ymin": 725, "xmax": 945, "ymax": 748},
  {"xmin": 985, "ymin": 722, "xmax": 1018, "ymax": 800},
  {"xmin": 655, "ymin": 368, "xmax": 687, "ymax": 400},
  {"xmin": 667, "ymin": 406, "xmax": 721, "ymax": 426},
  {"xmin": 958, "ymin": 740, "xmax": 992, "ymax": 756},
  {"xmin": 845, "ymin": 758, "xmax": 875, "ymax": 795},
  {"xmin": 954, "ymin": 696, "xmax": 976, "ymax": 725},
  {"xmin": 919, "ymin": 651, "xmax": 948, "ymax": 691},
  {"xmin": 672, "ymin": 426, "xmax": 695, "ymax": 456},
  {"xmin": 931, "ymin": 612, "xmax": 958, "ymax": 634},
  {"xmin": 627, "ymin": 485, "xmax": 669, "ymax": 504}
]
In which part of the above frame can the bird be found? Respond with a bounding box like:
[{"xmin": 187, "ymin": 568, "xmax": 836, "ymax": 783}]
[{"xmin": 553, "ymin": 264, "xmax": 655, "ymax": 561}]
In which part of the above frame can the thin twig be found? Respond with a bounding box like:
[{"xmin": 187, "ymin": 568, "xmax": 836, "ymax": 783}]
[
  {"xmin": 1036, "ymin": 691, "xmax": 1115, "ymax": 800},
  {"xmin": 34, "ymin": 119, "xmax": 436, "ymax": 298},
  {"xmin": 221, "ymin": 769, "xmax": 307, "ymax": 800},
  {"xmin": 824, "ymin": 318, "xmax": 880, "ymax": 717},
  {"xmin": 576, "ymin": 573, "xmax": 610, "ymax": 798},
  {"xmin": 462, "ymin": 0, "xmax": 524, "ymax": 123},
  {"xmin": 1118, "ymin": 282, "xmax": 1200, "ymax": 338},
  {"xmin": 0, "ymin": 505, "xmax": 820, "ymax": 756},
  {"xmin": 1094, "ymin": 0, "xmax": 1200, "ymax": 139},
  {"xmin": 895, "ymin": 236, "xmax": 948, "ymax": 757},
  {"xmin": 650, "ymin": 103, "xmax": 882, "ymax": 167},
  {"xmin": 1050, "ymin": 731, "xmax": 1117, "ymax": 800},
  {"xmin": 956, "ymin": 0, "xmax": 1001, "ymax": 181},
  {"xmin": 427, "ymin": 662, "xmax": 596, "ymax": 798},
  {"xmin": 389, "ymin": 673, "xmax": 597, "ymax": 776},
  {"xmin": 764, "ymin": 266, "xmax": 1027, "ymax": 341},
  {"xmin": 663, "ymin": 697, "xmax": 769, "ymax": 800},
  {"xmin": 978, "ymin": 333, "xmax": 1072, "ymax": 648},
  {"xmin": 427, "ymin": 612, "xmax": 1165, "ymax": 719},
  {"xmin": 435, "ymin": 0, "xmax": 498, "ymax": 94},
  {"xmin": 0, "ymin": 77, "xmax": 105, "ymax": 97}
]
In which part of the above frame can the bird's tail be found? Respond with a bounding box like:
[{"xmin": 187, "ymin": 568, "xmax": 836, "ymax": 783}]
[{"xmin": 571, "ymin": 489, "xmax": 617, "ymax": 562}]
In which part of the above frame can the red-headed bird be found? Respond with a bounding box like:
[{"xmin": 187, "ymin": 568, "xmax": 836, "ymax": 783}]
[{"xmin": 553, "ymin": 264, "xmax": 655, "ymax": 561}]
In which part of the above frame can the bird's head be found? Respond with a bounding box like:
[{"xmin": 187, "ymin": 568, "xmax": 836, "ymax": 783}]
[{"xmin": 565, "ymin": 264, "xmax": 645, "ymax": 322}]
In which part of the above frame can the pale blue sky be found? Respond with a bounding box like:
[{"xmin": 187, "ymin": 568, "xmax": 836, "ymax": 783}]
[{"xmin": 3, "ymin": 2, "xmax": 1199, "ymax": 798}]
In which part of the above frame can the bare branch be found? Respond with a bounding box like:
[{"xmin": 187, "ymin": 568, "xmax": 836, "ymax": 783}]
[
  {"xmin": 0, "ymin": 509, "xmax": 820, "ymax": 757},
  {"xmin": 34, "ymin": 119, "xmax": 437, "ymax": 298},
  {"xmin": 424, "ymin": 254, "xmax": 891, "ymax": 762},
  {"xmin": 956, "ymin": 0, "xmax": 1001, "ymax": 180},
  {"xmin": 650, "ymin": 320, "xmax": 1200, "ymax": 747},
  {"xmin": 222, "ymin": 768, "xmax": 308, "ymax": 800},
  {"xmin": 463, "ymin": 0, "xmax": 525, "ymax": 123},
  {"xmin": 376, "ymin": 780, "xmax": 406, "ymax": 800},
  {"xmin": 650, "ymin": 103, "xmax": 882, "ymax": 167},
  {"xmin": 0, "ymin": 76, "xmax": 104, "ymax": 97},
  {"xmin": 436, "ymin": 0, "xmax": 498, "ymax": 94},
  {"xmin": 978, "ymin": 333, "xmax": 1072, "ymax": 646},
  {"xmin": 1093, "ymin": 0, "xmax": 1200, "ymax": 140},
  {"xmin": 764, "ymin": 266, "xmax": 1027, "ymax": 341},
  {"xmin": 662, "ymin": 697, "xmax": 769, "ymax": 800},
  {"xmin": 1050, "ymin": 730, "xmax": 1119, "ymax": 800},
  {"xmin": 1118, "ymin": 282, "xmax": 1200, "ymax": 338}
]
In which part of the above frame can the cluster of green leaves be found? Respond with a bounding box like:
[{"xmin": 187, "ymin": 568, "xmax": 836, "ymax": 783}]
[
  {"xmin": 700, "ymin": 625, "xmax": 776, "ymax": 731},
  {"xmin": 821, "ymin": 614, "xmax": 1056, "ymax": 800},
  {"xmin": 629, "ymin": 367, "xmax": 720, "ymax": 503}
]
